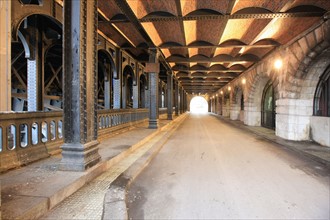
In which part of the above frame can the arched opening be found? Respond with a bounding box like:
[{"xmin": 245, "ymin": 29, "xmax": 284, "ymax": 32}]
[
  {"xmin": 123, "ymin": 66, "xmax": 134, "ymax": 108},
  {"xmin": 223, "ymin": 93, "xmax": 230, "ymax": 117},
  {"xmin": 139, "ymin": 74, "xmax": 147, "ymax": 108},
  {"xmin": 314, "ymin": 65, "xmax": 330, "ymax": 117},
  {"xmin": 12, "ymin": 14, "xmax": 62, "ymax": 111},
  {"xmin": 190, "ymin": 96, "xmax": 208, "ymax": 114},
  {"xmin": 98, "ymin": 50, "xmax": 114, "ymax": 109},
  {"xmin": 261, "ymin": 81, "xmax": 275, "ymax": 129}
]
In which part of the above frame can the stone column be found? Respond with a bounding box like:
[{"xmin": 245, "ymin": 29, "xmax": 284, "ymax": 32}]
[
  {"xmin": 0, "ymin": 1, "xmax": 11, "ymax": 111},
  {"xmin": 174, "ymin": 81, "xmax": 179, "ymax": 116},
  {"xmin": 167, "ymin": 73, "xmax": 173, "ymax": 120},
  {"xmin": 60, "ymin": 0, "xmax": 100, "ymax": 171},
  {"xmin": 146, "ymin": 48, "xmax": 159, "ymax": 129}
]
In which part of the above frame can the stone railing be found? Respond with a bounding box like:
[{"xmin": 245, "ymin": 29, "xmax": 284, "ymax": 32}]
[
  {"xmin": 159, "ymin": 108, "xmax": 168, "ymax": 119},
  {"xmin": 0, "ymin": 111, "xmax": 64, "ymax": 172},
  {"xmin": 97, "ymin": 108, "xmax": 149, "ymax": 139},
  {"xmin": 0, "ymin": 108, "xmax": 149, "ymax": 172}
]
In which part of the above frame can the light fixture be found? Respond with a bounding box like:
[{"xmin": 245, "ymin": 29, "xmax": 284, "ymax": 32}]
[
  {"xmin": 242, "ymin": 78, "xmax": 246, "ymax": 85},
  {"xmin": 216, "ymin": 94, "xmax": 218, "ymax": 97},
  {"xmin": 220, "ymin": 91, "xmax": 223, "ymax": 95},
  {"xmin": 274, "ymin": 59, "xmax": 283, "ymax": 69},
  {"xmin": 228, "ymin": 86, "xmax": 231, "ymax": 91}
]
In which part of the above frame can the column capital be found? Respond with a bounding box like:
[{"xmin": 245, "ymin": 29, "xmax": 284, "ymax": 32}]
[{"xmin": 148, "ymin": 48, "xmax": 159, "ymax": 63}]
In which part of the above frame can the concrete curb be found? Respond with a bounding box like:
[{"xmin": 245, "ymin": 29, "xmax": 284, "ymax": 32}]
[{"xmin": 102, "ymin": 113, "xmax": 188, "ymax": 220}]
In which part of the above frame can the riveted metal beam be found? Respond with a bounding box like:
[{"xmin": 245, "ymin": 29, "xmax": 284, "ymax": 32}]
[
  {"xmin": 139, "ymin": 12, "xmax": 325, "ymax": 23},
  {"xmin": 103, "ymin": 11, "xmax": 326, "ymax": 24},
  {"xmin": 159, "ymin": 43, "xmax": 276, "ymax": 49}
]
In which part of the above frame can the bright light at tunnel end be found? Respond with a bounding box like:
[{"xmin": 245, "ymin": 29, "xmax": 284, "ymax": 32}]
[{"xmin": 190, "ymin": 96, "xmax": 209, "ymax": 114}]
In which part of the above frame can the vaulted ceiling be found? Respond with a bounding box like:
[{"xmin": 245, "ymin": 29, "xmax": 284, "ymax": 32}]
[{"xmin": 98, "ymin": 0, "xmax": 330, "ymax": 94}]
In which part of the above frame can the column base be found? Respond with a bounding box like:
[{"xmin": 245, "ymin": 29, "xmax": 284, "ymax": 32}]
[
  {"xmin": 167, "ymin": 113, "xmax": 173, "ymax": 120},
  {"xmin": 59, "ymin": 140, "xmax": 101, "ymax": 171},
  {"xmin": 148, "ymin": 119, "xmax": 159, "ymax": 129}
]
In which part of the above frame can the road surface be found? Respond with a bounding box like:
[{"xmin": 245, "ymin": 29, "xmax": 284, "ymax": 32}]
[{"xmin": 127, "ymin": 113, "xmax": 330, "ymax": 219}]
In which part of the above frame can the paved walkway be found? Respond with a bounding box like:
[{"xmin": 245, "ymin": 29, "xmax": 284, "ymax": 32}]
[
  {"xmin": 0, "ymin": 116, "xmax": 183, "ymax": 220},
  {"xmin": 127, "ymin": 114, "xmax": 330, "ymax": 219},
  {"xmin": 1, "ymin": 113, "xmax": 329, "ymax": 219}
]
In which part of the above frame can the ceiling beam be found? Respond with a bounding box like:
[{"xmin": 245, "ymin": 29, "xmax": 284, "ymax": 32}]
[
  {"xmin": 104, "ymin": 12, "xmax": 325, "ymax": 23},
  {"xmin": 173, "ymin": 67, "xmax": 244, "ymax": 72},
  {"xmin": 113, "ymin": 0, "xmax": 172, "ymax": 71},
  {"xmin": 159, "ymin": 43, "xmax": 276, "ymax": 49}
]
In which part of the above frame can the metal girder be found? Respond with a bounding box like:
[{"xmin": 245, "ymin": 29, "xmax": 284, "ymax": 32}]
[
  {"xmin": 139, "ymin": 12, "xmax": 325, "ymax": 23},
  {"xmin": 159, "ymin": 43, "xmax": 276, "ymax": 49},
  {"xmin": 45, "ymin": 63, "xmax": 62, "ymax": 92},
  {"xmin": 12, "ymin": 68, "xmax": 27, "ymax": 89},
  {"xmin": 173, "ymin": 68, "xmax": 243, "ymax": 73},
  {"xmin": 103, "ymin": 11, "xmax": 326, "ymax": 24},
  {"xmin": 181, "ymin": 83, "xmax": 227, "ymax": 86}
]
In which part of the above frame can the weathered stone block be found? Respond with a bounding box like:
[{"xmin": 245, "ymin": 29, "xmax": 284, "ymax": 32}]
[
  {"xmin": 306, "ymin": 31, "xmax": 317, "ymax": 49},
  {"xmin": 298, "ymin": 37, "xmax": 310, "ymax": 55},
  {"xmin": 291, "ymin": 42, "xmax": 305, "ymax": 62},
  {"xmin": 314, "ymin": 26, "xmax": 324, "ymax": 44},
  {"xmin": 310, "ymin": 116, "xmax": 330, "ymax": 147}
]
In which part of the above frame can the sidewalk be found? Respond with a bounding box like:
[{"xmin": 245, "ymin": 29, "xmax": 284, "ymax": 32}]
[
  {"xmin": 0, "ymin": 116, "xmax": 185, "ymax": 220},
  {"xmin": 213, "ymin": 114, "xmax": 330, "ymax": 168}
]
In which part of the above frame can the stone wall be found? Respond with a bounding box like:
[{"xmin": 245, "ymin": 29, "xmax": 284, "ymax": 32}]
[{"xmin": 212, "ymin": 20, "xmax": 330, "ymax": 147}]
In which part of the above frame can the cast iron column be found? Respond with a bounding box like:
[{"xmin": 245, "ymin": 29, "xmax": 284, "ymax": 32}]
[
  {"xmin": 147, "ymin": 48, "xmax": 159, "ymax": 129},
  {"xmin": 167, "ymin": 73, "xmax": 173, "ymax": 120},
  {"xmin": 60, "ymin": 0, "xmax": 100, "ymax": 171}
]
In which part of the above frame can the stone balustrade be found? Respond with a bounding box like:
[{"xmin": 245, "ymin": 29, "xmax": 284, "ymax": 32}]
[{"xmin": 0, "ymin": 109, "xmax": 150, "ymax": 172}]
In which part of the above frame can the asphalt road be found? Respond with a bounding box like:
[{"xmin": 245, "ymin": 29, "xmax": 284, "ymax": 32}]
[{"xmin": 127, "ymin": 113, "xmax": 330, "ymax": 219}]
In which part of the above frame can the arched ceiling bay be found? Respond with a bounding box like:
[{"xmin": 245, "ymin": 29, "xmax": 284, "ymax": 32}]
[{"xmin": 98, "ymin": 0, "xmax": 330, "ymax": 94}]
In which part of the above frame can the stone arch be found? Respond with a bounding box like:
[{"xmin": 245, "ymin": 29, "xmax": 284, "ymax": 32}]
[
  {"xmin": 275, "ymin": 45, "xmax": 330, "ymax": 142},
  {"xmin": 299, "ymin": 47, "xmax": 330, "ymax": 101},
  {"xmin": 230, "ymin": 86, "xmax": 244, "ymax": 121},
  {"xmin": 245, "ymin": 70, "xmax": 279, "ymax": 126},
  {"xmin": 11, "ymin": 14, "xmax": 63, "ymax": 111},
  {"xmin": 222, "ymin": 91, "xmax": 231, "ymax": 117}
]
